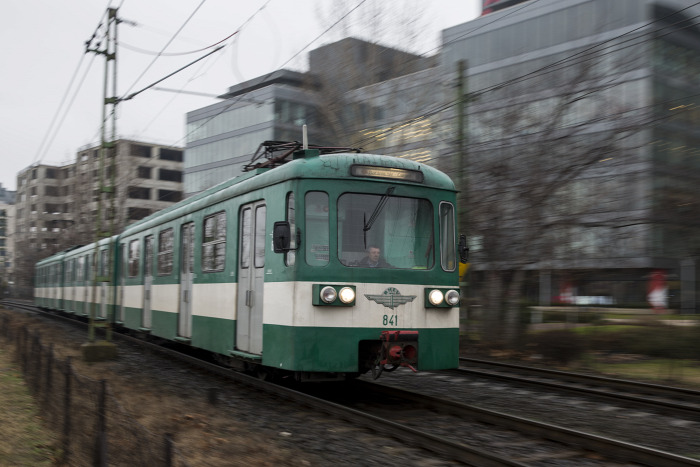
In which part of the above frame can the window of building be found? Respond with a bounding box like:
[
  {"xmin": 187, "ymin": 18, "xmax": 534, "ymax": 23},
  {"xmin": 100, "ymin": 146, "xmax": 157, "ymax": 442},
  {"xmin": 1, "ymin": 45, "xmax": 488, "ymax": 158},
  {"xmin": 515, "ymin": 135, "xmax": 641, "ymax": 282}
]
[
  {"xmin": 137, "ymin": 166, "xmax": 152, "ymax": 179},
  {"xmin": 128, "ymin": 186, "xmax": 150, "ymax": 200},
  {"xmin": 158, "ymin": 190, "xmax": 182, "ymax": 203},
  {"xmin": 157, "ymin": 228, "xmax": 174, "ymax": 275},
  {"xmin": 159, "ymin": 168, "xmax": 182, "ymax": 182},
  {"xmin": 128, "ymin": 207, "xmax": 151, "ymax": 221},
  {"xmin": 131, "ymin": 144, "xmax": 151, "ymax": 158},
  {"xmin": 202, "ymin": 211, "xmax": 226, "ymax": 272},
  {"xmin": 159, "ymin": 148, "xmax": 183, "ymax": 162}
]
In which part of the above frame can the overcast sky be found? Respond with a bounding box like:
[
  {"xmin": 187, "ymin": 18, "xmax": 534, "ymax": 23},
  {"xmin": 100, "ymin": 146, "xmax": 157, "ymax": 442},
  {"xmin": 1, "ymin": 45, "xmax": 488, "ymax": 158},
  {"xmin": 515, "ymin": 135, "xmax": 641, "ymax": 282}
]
[{"xmin": 1, "ymin": 0, "xmax": 480, "ymax": 191}]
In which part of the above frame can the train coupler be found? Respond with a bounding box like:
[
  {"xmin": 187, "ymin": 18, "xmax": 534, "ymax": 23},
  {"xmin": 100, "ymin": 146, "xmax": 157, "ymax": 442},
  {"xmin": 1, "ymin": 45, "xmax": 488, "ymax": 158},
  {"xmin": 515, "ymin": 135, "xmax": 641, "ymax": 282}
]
[{"xmin": 372, "ymin": 330, "xmax": 419, "ymax": 379}]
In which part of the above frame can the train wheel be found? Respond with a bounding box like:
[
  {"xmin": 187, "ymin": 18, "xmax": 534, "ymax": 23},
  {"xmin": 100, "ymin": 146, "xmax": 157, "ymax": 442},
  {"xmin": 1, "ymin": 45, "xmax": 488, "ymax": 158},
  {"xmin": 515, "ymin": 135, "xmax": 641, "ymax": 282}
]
[{"xmin": 256, "ymin": 366, "xmax": 274, "ymax": 382}]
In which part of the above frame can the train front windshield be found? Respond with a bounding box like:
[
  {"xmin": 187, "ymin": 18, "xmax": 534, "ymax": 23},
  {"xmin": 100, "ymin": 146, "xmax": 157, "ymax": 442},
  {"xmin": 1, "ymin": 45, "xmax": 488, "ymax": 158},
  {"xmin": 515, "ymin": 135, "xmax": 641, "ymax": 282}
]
[
  {"xmin": 304, "ymin": 190, "xmax": 456, "ymax": 270},
  {"xmin": 338, "ymin": 193, "xmax": 435, "ymax": 269},
  {"xmin": 305, "ymin": 190, "xmax": 456, "ymax": 271}
]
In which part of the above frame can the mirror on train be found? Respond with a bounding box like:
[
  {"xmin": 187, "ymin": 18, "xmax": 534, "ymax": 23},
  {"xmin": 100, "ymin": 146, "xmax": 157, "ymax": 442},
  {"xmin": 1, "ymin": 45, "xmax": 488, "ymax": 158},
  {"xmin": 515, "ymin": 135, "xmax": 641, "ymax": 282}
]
[
  {"xmin": 458, "ymin": 234, "xmax": 469, "ymax": 263},
  {"xmin": 273, "ymin": 221, "xmax": 291, "ymax": 253}
]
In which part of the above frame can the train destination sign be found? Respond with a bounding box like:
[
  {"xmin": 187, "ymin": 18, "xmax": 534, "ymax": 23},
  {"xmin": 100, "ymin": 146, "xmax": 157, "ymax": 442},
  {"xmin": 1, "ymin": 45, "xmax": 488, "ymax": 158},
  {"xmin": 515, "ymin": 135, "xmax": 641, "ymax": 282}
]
[{"xmin": 350, "ymin": 165, "xmax": 424, "ymax": 183}]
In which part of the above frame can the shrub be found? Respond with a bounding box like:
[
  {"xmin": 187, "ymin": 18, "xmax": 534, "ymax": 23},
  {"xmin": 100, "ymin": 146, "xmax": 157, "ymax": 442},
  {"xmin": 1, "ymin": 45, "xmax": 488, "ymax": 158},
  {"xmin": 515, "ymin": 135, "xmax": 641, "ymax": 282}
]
[{"xmin": 530, "ymin": 329, "xmax": 585, "ymax": 366}]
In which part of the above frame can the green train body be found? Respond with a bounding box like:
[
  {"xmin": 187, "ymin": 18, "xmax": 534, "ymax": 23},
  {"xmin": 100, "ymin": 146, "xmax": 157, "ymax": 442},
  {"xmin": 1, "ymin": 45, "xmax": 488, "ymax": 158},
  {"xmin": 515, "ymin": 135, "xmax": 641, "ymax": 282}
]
[{"xmin": 35, "ymin": 149, "xmax": 462, "ymax": 380}]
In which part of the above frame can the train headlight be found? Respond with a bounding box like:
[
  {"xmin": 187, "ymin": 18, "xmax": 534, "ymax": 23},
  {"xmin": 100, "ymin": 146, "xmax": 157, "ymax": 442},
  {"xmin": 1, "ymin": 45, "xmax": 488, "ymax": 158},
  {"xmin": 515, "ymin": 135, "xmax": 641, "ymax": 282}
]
[
  {"xmin": 320, "ymin": 286, "xmax": 337, "ymax": 304},
  {"xmin": 445, "ymin": 289, "xmax": 460, "ymax": 306},
  {"xmin": 428, "ymin": 289, "xmax": 444, "ymax": 306},
  {"xmin": 338, "ymin": 287, "xmax": 356, "ymax": 304},
  {"xmin": 313, "ymin": 284, "xmax": 356, "ymax": 306}
]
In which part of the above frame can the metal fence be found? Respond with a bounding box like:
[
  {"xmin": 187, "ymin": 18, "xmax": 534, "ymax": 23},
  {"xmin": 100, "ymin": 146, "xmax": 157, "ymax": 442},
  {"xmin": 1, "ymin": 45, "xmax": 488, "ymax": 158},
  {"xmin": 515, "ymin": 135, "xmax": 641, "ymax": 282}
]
[{"xmin": 0, "ymin": 315, "xmax": 191, "ymax": 467}]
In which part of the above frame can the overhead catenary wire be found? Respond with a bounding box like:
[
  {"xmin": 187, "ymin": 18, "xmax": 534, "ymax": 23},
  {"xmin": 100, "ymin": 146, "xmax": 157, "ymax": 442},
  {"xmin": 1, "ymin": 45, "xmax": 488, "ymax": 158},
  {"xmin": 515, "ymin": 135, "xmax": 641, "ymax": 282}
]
[
  {"xmin": 33, "ymin": 54, "xmax": 99, "ymax": 167},
  {"xmin": 120, "ymin": 0, "xmax": 208, "ymax": 100},
  {"xmin": 118, "ymin": 28, "xmax": 239, "ymax": 57},
  {"xmin": 174, "ymin": 0, "xmax": 370, "ymax": 148},
  {"xmin": 349, "ymin": 2, "xmax": 700, "ymax": 150}
]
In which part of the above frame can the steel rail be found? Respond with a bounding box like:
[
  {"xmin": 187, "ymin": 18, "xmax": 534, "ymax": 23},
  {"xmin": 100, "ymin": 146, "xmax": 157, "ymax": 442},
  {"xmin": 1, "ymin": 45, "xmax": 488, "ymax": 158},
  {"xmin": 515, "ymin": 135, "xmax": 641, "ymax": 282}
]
[
  {"xmin": 457, "ymin": 357, "xmax": 700, "ymax": 419},
  {"xmin": 362, "ymin": 380, "xmax": 700, "ymax": 467},
  {"xmin": 7, "ymin": 301, "xmax": 699, "ymax": 466},
  {"xmin": 0, "ymin": 300, "xmax": 524, "ymax": 466}
]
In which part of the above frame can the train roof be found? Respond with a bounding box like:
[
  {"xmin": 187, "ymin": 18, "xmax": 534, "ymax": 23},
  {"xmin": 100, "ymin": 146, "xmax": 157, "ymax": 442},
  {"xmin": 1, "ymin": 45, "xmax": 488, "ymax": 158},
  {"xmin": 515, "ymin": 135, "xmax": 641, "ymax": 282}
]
[{"xmin": 122, "ymin": 150, "xmax": 455, "ymax": 236}]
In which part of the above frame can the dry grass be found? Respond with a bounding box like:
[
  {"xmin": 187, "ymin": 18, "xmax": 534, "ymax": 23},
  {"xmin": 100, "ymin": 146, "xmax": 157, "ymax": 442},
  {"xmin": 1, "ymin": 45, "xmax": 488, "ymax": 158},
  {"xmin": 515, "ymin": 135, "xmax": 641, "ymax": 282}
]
[
  {"xmin": 0, "ymin": 309, "xmax": 319, "ymax": 466},
  {"xmin": 0, "ymin": 347, "xmax": 58, "ymax": 466}
]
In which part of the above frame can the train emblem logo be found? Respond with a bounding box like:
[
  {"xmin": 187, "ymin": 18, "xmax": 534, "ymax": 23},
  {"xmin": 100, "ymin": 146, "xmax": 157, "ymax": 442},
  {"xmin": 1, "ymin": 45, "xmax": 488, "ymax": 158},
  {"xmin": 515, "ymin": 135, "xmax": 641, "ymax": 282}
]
[{"xmin": 364, "ymin": 287, "xmax": 416, "ymax": 310}]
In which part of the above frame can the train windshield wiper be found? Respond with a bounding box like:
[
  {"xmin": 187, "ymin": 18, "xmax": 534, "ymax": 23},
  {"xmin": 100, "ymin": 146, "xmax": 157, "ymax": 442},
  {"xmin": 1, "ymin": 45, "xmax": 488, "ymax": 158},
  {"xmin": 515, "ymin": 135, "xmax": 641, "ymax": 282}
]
[{"xmin": 363, "ymin": 186, "xmax": 395, "ymax": 249}]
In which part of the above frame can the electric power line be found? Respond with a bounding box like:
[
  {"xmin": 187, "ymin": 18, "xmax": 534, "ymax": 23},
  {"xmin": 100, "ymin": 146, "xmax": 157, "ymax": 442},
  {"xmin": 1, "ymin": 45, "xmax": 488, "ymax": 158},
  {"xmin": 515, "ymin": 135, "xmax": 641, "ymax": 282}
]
[
  {"xmin": 349, "ymin": 2, "xmax": 700, "ymax": 150},
  {"xmin": 121, "ymin": 0, "xmax": 208, "ymax": 99}
]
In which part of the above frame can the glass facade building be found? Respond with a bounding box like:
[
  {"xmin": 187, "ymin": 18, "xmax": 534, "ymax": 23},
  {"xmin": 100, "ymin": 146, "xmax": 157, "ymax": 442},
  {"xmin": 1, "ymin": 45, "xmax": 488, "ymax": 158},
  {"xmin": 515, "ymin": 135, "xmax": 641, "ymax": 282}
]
[
  {"xmin": 184, "ymin": 70, "xmax": 319, "ymax": 197},
  {"xmin": 441, "ymin": 0, "xmax": 700, "ymax": 309}
]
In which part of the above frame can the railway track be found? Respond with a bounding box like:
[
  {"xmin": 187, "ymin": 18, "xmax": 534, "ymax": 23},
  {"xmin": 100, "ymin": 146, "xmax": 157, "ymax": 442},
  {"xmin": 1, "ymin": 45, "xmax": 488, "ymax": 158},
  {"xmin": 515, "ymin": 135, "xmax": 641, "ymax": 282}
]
[
  {"xmin": 457, "ymin": 357, "xmax": 700, "ymax": 419},
  {"xmin": 4, "ymin": 300, "xmax": 700, "ymax": 465}
]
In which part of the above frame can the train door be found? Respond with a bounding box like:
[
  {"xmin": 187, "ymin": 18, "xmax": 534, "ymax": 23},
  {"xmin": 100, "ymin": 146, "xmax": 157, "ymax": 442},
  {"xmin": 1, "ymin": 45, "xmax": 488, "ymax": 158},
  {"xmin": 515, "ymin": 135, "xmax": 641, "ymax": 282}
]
[
  {"xmin": 179, "ymin": 223, "xmax": 195, "ymax": 338},
  {"xmin": 143, "ymin": 235, "xmax": 154, "ymax": 328},
  {"xmin": 236, "ymin": 202, "xmax": 266, "ymax": 354},
  {"xmin": 68, "ymin": 259, "xmax": 76, "ymax": 311},
  {"xmin": 118, "ymin": 243, "xmax": 126, "ymax": 322},
  {"xmin": 59, "ymin": 263, "xmax": 65, "ymax": 310},
  {"xmin": 99, "ymin": 249, "xmax": 108, "ymax": 319},
  {"xmin": 83, "ymin": 255, "xmax": 90, "ymax": 315}
]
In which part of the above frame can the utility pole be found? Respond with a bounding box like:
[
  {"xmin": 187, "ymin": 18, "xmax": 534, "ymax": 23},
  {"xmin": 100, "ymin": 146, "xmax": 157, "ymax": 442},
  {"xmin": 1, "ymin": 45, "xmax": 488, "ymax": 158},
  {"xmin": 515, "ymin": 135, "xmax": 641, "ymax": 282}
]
[
  {"xmin": 82, "ymin": 7, "xmax": 119, "ymax": 362},
  {"xmin": 457, "ymin": 60, "xmax": 470, "ymax": 332}
]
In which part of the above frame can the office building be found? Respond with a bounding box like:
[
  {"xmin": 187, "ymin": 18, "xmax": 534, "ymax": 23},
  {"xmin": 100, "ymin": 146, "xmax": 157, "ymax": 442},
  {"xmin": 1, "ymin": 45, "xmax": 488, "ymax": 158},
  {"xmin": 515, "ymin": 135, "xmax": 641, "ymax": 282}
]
[{"xmin": 441, "ymin": 0, "xmax": 700, "ymax": 309}]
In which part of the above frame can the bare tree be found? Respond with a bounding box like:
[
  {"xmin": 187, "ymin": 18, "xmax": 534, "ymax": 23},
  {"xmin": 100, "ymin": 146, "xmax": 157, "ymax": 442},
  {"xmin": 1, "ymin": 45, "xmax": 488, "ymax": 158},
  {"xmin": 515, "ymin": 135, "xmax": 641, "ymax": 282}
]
[
  {"xmin": 310, "ymin": 1, "xmax": 435, "ymax": 148},
  {"xmin": 454, "ymin": 47, "xmax": 658, "ymax": 346}
]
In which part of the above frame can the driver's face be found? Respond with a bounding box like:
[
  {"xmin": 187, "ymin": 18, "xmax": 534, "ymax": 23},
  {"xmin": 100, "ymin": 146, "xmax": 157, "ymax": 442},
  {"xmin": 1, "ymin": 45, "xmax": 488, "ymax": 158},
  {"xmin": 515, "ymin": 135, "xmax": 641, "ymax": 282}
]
[{"xmin": 368, "ymin": 248, "xmax": 380, "ymax": 261}]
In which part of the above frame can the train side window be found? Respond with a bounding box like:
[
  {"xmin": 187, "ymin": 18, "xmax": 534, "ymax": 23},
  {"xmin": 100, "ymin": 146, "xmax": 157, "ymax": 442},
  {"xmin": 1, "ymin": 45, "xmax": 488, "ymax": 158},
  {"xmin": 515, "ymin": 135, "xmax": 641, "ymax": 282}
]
[
  {"xmin": 99, "ymin": 249, "xmax": 108, "ymax": 277},
  {"xmin": 285, "ymin": 192, "xmax": 296, "ymax": 267},
  {"xmin": 305, "ymin": 191, "xmax": 329, "ymax": 266},
  {"xmin": 240, "ymin": 208, "xmax": 251, "ymax": 269},
  {"xmin": 158, "ymin": 228, "xmax": 174, "ymax": 275},
  {"xmin": 202, "ymin": 211, "xmax": 226, "ymax": 272},
  {"xmin": 128, "ymin": 239, "xmax": 140, "ymax": 277},
  {"xmin": 439, "ymin": 202, "xmax": 457, "ymax": 272},
  {"xmin": 254, "ymin": 205, "xmax": 266, "ymax": 268},
  {"xmin": 77, "ymin": 256, "xmax": 84, "ymax": 282}
]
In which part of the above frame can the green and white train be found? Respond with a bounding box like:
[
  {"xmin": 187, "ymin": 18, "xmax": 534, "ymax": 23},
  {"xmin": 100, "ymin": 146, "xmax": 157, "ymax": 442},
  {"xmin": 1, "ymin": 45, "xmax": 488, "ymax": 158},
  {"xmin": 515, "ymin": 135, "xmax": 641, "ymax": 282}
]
[{"xmin": 35, "ymin": 144, "xmax": 466, "ymax": 381}]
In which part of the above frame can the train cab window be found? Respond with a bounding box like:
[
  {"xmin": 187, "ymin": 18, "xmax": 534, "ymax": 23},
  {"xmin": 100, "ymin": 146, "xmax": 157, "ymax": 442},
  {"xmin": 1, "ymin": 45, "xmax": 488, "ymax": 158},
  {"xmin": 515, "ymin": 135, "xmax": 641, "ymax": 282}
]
[
  {"xmin": 305, "ymin": 192, "xmax": 329, "ymax": 266},
  {"xmin": 285, "ymin": 192, "xmax": 296, "ymax": 267},
  {"xmin": 203, "ymin": 211, "xmax": 226, "ymax": 272},
  {"xmin": 157, "ymin": 228, "xmax": 174, "ymax": 275},
  {"xmin": 128, "ymin": 240, "xmax": 140, "ymax": 277},
  {"xmin": 338, "ymin": 193, "xmax": 434, "ymax": 269},
  {"xmin": 439, "ymin": 202, "xmax": 457, "ymax": 272}
]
